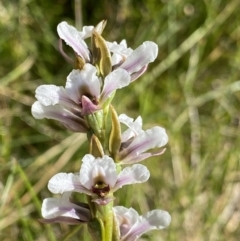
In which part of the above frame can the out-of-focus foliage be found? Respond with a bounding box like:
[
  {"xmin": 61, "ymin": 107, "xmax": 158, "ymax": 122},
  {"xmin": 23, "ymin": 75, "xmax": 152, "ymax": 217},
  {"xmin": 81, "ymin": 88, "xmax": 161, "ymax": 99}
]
[{"xmin": 1, "ymin": 0, "xmax": 240, "ymax": 240}]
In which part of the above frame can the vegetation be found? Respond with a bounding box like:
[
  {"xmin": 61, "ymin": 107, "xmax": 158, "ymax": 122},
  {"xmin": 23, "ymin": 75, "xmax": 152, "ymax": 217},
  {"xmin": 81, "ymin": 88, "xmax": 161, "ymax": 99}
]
[{"xmin": 0, "ymin": 0, "xmax": 240, "ymax": 240}]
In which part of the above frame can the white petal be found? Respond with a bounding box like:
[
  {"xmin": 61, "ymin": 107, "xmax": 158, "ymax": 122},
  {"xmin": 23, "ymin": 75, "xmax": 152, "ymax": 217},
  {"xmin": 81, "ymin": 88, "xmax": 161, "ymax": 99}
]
[
  {"xmin": 120, "ymin": 126, "xmax": 168, "ymax": 164},
  {"xmin": 143, "ymin": 210, "xmax": 171, "ymax": 229},
  {"xmin": 107, "ymin": 40, "xmax": 133, "ymax": 66},
  {"xmin": 119, "ymin": 41, "xmax": 158, "ymax": 74},
  {"xmin": 31, "ymin": 102, "xmax": 88, "ymax": 132},
  {"xmin": 114, "ymin": 164, "xmax": 149, "ymax": 191},
  {"xmin": 119, "ymin": 114, "xmax": 142, "ymax": 128},
  {"xmin": 65, "ymin": 65, "xmax": 100, "ymax": 103},
  {"xmin": 100, "ymin": 69, "xmax": 131, "ymax": 102},
  {"xmin": 35, "ymin": 85, "xmax": 61, "ymax": 105},
  {"xmin": 119, "ymin": 114, "xmax": 143, "ymax": 142},
  {"xmin": 130, "ymin": 65, "xmax": 148, "ymax": 81},
  {"xmin": 125, "ymin": 148, "xmax": 166, "ymax": 164},
  {"xmin": 123, "ymin": 210, "xmax": 171, "ymax": 241},
  {"xmin": 57, "ymin": 21, "xmax": 91, "ymax": 61},
  {"xmin": 80, "ymin": 154, "xmax": 118, "ymax": 190},
  {"xmin": 113, "ymin": 206, "xmax": 139, "ymax": 237},
  {"xmin": 111, "ymin": 53, "xmax": 124, "ymax": 66},
  {"xmin": 114, "ymin": 206, "xmax": 139, "ymax": 224},
  {"xmin": 35, "ymin": 84, "xmax": 75, "ymax": 108},
  {"xmin": 107, "ymin": 40, "xmax": 133, "ymax": 56},
  {"xmin": 48, "ymin": 173, "xmax": 89, "ymax": 194},
  {"xmin": 41, "ymin": 197, "xmax": 91, "ymax": 221},
  {"xmin": 81, "ymin": 26, "xmax": 94, "ymax": 39}
]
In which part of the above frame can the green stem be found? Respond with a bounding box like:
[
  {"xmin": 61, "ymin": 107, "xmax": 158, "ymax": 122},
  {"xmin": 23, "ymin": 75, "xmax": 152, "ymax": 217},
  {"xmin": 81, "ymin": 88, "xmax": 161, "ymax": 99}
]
[{"xmin": 99, "ymin": 201, "xmax": 114, "ymax": 241}]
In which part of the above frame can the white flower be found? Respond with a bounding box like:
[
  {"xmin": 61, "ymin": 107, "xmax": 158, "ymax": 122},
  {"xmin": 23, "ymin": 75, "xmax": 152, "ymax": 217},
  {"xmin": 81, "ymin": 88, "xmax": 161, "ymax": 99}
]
[
  {"xmin": 47, "ymin": 154, "xmax": 150, "ymax": 205},
  {"xmin": 117, "ymin": 114, "xmax": 168, "ymax": 164},
  {"xmin": 40, "ymin": 192, "xmax": 92, "ymax": 224},
  {"xmin": 31, "ymin": 64, "xmax": 130, "ymax": 130},
  {"xmin": 107, "ymin": 40, "xmax": 158, "ymax": 81},
  {"xmin": 113, "ymin": 206, "xmax": 171, "ymax": 241}
]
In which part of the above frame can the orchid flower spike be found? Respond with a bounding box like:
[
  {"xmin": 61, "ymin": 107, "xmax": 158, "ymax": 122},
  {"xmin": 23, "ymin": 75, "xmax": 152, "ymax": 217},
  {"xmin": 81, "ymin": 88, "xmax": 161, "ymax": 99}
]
[
  {"xmin": 113, "ymin": 206, "xmax": 171, "ymax": 241},
  {"xmin": 31, "ymin": 64, "xmax": 130, "ymax": 130},
  {"xmin": 107, "ymin": 40, "xmax": 158, "ymax": 81},
  {"xmin": 116, "ymin": 114, "xmax": 168, "ymax": 164},
  {"xmin": 47, "ymin": 154, "xmax": 150, "ymax": 205},
  {"xmin": 40, "ymin": 192, "xmax": 92, "ymax": 225}
]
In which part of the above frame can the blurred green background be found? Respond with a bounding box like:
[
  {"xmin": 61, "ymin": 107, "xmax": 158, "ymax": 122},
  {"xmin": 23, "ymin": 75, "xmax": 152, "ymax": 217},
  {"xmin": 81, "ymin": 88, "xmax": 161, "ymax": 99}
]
[{"xmin": 0, "ymin": 0, "xmax": 240, "ymax": 240}]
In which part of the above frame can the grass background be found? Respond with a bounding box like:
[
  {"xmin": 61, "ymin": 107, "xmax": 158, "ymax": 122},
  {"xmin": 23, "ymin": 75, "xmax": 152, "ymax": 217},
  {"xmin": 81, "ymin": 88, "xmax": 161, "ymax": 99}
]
[{"xmin": 1, "ymin": 0, "xmax": 240, "ymax": 240}]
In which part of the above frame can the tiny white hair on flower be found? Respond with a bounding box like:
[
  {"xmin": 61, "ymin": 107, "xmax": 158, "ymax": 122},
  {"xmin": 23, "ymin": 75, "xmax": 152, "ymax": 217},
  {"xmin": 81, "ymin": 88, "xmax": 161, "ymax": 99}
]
[
  {"xmin": 117, "ymin": 114, "xmax": 168, "ymax": 164},
  {"xmin": 47, "ymin": 154, "xmax": 150, "ymax": 205},
  {"xmin": 113, "ymin": 206, "xmax": 171, "ymax": 241}
]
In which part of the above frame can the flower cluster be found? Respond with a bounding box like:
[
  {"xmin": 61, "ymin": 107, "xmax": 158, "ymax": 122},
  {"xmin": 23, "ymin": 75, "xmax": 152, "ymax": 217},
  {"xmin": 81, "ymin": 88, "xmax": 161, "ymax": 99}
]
[{"xmin": 33, "ymin": 20, "xmax": 171, "ymax": 241}]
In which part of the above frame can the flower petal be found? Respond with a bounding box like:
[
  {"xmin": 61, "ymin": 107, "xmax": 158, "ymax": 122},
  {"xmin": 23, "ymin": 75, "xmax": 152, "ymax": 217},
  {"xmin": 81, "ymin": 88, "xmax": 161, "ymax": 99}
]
[
  {"xmin": 80, "ymin": 155, "xmax": 118, "ymax": 190},
  {"xmin": 126, "ymin": 148, "xmax": 166, "ymax": 164},
  {"xmin": 81, "ymin": 26, "xmax": 95, "ymax": 39},
  {"xmin": 123, "ymin": 210, "xmax": 171, "ymax": 241},
  {"xmin": 65, "ymin": 65, "xmax": 100, "ymax": 103},
  {"xmin": 107, "ymin": 40, "xmax": 133, "ymax": 66},
  {"xmin": 57, "ymin": 21, "xmax": 92, "ymax": 61},
  {"xmin": 119, "ymin": 41, "xmax": 158, "ymax": 75},
  {"xmin": 119, "ymin": 126, "xmax": 168, "ymax": 164},
  {"xmin": 31, "ymin": 101, "xmax": 88, "ymax": 132},
  {"xmin": 129, "ymin": 65, "xmax": 148, "ymax": 81},
  {"xmin": 114, "ymin": 164, "xmax": 149, "ymax": 191},
  {"xmin": 100, "ymin": 69, "xmax": 131, "ymax": 103},
  {"xmin": 48, "ymin": 173, "xmax": 91, "ymax": 195},
  {"xmin": 113, "ymin": 206, "xmax": 139, "ymax": 237},
  {"xmin": 41, "ymin": 197, "xmax": 91, "ymax": 222},
  {"xmin": 35, "ymin": 84, "xmax": 79, "ymax": 110},
  {"xmin": 107, "ymin": 40, "xmax": 133, "ymax": 56},
  {"xmin": 119, "ymin": 114, "xmax": 143, "ymax": 142},
  {"xmin": 35, "ymin": 85, "xmax": 62, "ymax": 106}
]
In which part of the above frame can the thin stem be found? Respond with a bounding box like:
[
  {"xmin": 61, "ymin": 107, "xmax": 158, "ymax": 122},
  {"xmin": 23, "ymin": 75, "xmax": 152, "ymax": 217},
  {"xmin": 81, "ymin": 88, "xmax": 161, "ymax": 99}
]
[
  {"xmin": 75, "ymin": 0, "xmax": 82, "ymax": 30},
  {"xmin": 98, "ymin": 202, "xmax": 114, "ymax": 241}
]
